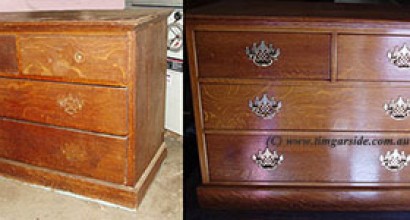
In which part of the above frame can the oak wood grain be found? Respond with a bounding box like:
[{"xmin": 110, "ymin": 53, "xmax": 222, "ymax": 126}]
[{"xmin": 0, "ymin": 35, "xmax": 17, "ymax": 74}]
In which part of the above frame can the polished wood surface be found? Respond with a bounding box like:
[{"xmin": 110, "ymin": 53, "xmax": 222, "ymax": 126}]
[
  {"xmin": 187, "ymin": 0, "xmax": 410, "ymax": 211},
  {"xmin": 0, "ymin": 119, "xmax": 127, "ymax": 184},
  {"xmin": 19, "ymin": 34, "xmax": 129, "ymax": 86},
  {"xmin": 338, "ymin": 34, "xmax": 410, "ymax": 82},
  {"xmin": 201, "ymin": 84, "xmax": 410, "ymax": 131},
  {"xmin": 0, "ymin": 9, "xmax": 170, "ymax": 208},
  {"xmin": 196, "ymin": 31, "xmax": 330, "ymax": 79},
  {"xmin": 0, "ymin": 35, "xmax": 17, "ymax": 74},
  {"xmin": 0, "ymin": 78, "xmax": 128, "ymax": 135}
]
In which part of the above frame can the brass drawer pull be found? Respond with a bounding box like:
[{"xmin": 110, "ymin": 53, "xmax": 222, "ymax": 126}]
[
  {"xmin": 387, "ymin": 44, "xmax": 410, "ymax": 68},
  {"xmin": 384, "ymin": 96, "xmax": 410, "ymax": 120},
  {"xmin": 245, "ymin": 41, "xmax": 280, "ymax": 67},
  {"xmin": 58, "ymin": 93, "xmax": 84, "ymax": 115},
  {"xmin": 380, "ymin": 149, "xmax": 410, "ymax": 172},
  {"xmin": 74, "ymin": 51, "xmax": 85, "ymax": 64},
  {"xmin": 249, "ymin": 94, "xmax": 282, "ymax": 119},
  {"xmin": 252, "ymin": 147, "xmax": 284, "ymax": 171}
]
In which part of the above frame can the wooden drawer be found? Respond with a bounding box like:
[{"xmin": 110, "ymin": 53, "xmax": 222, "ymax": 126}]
[
  {"xmin": 0, "ymin": 35, "xmax": 18, "ymax": 74},
  {"xmin": 195, "ymin": 31, "xmax": 330, "ymax": 80},
  {"xmin": 207, "ymin": 133, "xmax": 410, "ymax": 183},
  {"xmin": 202, "ymin": 84, "xmax": 410, "ymax": 131},
  {"xmin": 339, "ymin": 35, "xmax": 410, "ymax": 82},
  {"xmin": 19, "ymin": 35, "xmax": 129, "ymax": 86},
  {"xmin": 0, "ymin": 78, "xmax": 128, "ymax": 135},
  {"xmin": 0, "ymin": 119, "xmax": 127, "ymax": 184}
]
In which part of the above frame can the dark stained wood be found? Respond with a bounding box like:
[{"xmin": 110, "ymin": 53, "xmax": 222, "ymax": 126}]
[
  {"xmin": 196, "ymin": 31, "xmax": 330, "ymax": 80},
  {"xmin": 0, "ymin": 119, "xmax": 127, "ymax": 184},
  {"xmin": 19, "ymin": 34, "xmax": 129, "ymax": 86},
  {"xmin": 207, "ymin": 133, "xmax": 410, "ymax": 183},
  {"xmin": 338, "ymin": 34, "xmax": 410, "ymax": 82},
  {"xmin": 0, "ymin": 35, "xmax": 17, "ymax": 74},
  {"xmin": 201, "ymin": 84, "xmax": 410, "ymax": 131},
  {"xmin": 0, "ymin": 78, "xmax": 128, "ymax": 135},
  {"xmin": 198, "ymin": 185, "xmax": 410, "ymax": 211}
]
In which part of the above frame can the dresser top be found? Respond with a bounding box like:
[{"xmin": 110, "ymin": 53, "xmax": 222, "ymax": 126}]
[
  {"xmin": 0, "ymin": 8, "xmax": 171, "ymax": 30},
  {"xmin": 187, "ymin": 0, "xmax": 410, "ymax": 25}
]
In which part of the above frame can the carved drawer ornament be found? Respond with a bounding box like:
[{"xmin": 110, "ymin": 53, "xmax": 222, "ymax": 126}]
[
  {"xmin": 58, "ymin": 93, "xmax": 84, "ymax": 115},
  {"xmin": 384, "ymin": 96, "xmax": 410, "ymax": 120},
  {"xmin": 387, "ymin": 44, "xmax": 410, "ymax": 68},
  {"xmin": 249, "ymin": 93, "xmax": 282, "ymax": 119},
  {"xmin": 245, "ymin": 41, "xmax": 280, "ymax": 67},
  {"xmin": 252, "ymin": 137, "xmax": 284, "ymax": 171},
  {"xmin": 380, "ymin": 149, "xmax": 410, "ymax": 172}
]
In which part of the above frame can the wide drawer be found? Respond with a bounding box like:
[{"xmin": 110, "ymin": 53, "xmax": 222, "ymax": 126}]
[
  {"xmin": 207, "ymin": 133, "xmax": 410, "ymax": 183},
  {"xmin": 0, "ymin": 119, "xmax": 127, "ymax": 184},
  {"xmin": 0, "ymin": 35, "xmax": 18, "ymax": 74},
  {"xmin": 195, "ymin": 31, "xmax": 330, "ymax": 80},
  {"xmin": 0, "ymin": 78, "xmax": 128, "ymax": 135},
  {"xmin": 202, "ymin": 84, "xmax": 410, "ymax": 131},
  {"xmin": 19, "ymin": 34, "xmax": 129, "ymax": 86},
  {"xmin": 339, "ymin": 35, "xmax": 410, "ymax": 82}
]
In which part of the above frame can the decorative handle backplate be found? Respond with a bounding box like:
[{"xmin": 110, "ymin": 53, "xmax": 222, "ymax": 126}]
[
  {"xmin": 58, "ymin": 94, "xmax": 84, "ymax": 115},
  {"xmin": 387, "ymin": 44, "xmax": 410, "ymax": 68},
  {"xmin": 384, "ymin": 96, "xmax": 410, "ymax": 120},
  {"xmin": 252, "ymin": 147, "xmax": 284, "ymax": 171},
  {"xmin": 245, "ymin": 41, "xmax": 280, "ymax": 67},
  {"xmin": 380, "ymin": 149, "xmax": 410, "ymax": 172},
  {"xmin": 249, "ymin": 94, "xmax": 282, "ymax": 119}
]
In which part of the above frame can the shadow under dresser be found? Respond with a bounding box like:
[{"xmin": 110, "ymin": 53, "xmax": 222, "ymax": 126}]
[
  {"xmin": 187, "ymin": 0, "xmax": 410, "ymax": 211},
  {"xmin": 0, "ymin": 9, "xmax": 171, "ymax": 208}
]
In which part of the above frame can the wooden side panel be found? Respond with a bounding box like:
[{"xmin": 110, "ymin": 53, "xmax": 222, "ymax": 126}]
[
  {"xmin": 195, "ymin": 31, "xmax": 331, "ymax": 80},
  {"xmin": 127, "ymin": 19, "xmax": 167, "ymax": 185},
  {"xmin": 0, "ymin": 35, "xmax": 18, "ymax": 74},
  {"xmin": 19, "ymin": 35, "xmax": 129, "ymax": 86},
  {"xmin": 201, "ymin": 84, "xmax": 410, "ymax": 131},
  {"xmin": 339, "ymin": 35, "xmax": 410, "ymax": 82},
  {"xmin": 0, "ymin": 119, "xmax": 127, "ymax": 184},
  {"xmin": 0, "ymin": 78, "xmax": 128, "ymax": 135}
]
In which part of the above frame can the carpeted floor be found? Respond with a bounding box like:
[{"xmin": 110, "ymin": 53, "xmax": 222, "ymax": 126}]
[{"xmin": 0, "ymin": 132, "xmax": 182, "ymax": 220}]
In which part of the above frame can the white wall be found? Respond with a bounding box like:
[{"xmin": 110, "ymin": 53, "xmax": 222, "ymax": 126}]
[{"xmin": 0, "ymin": 0, "xmax": 124, "ymax": 12}]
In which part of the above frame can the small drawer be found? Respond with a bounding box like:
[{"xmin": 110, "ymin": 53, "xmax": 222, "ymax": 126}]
[
  {"xmin": 207, "ymin": 134, "xmax": 410, "ymax": 183},
  {"xmin": 201, "ymin": 84, "xmax": 410, "ymax": 131},
  {"xmin": 195, "ymin": 31, "xmax": 330, "ymax": 80},
  {"xmin": 19, "ymin": 34, "xmax": 129, "ymax": 86},
  {"xmin": 0, "ymin": 78, "xmax": 128, "ymax": 135},
  {"xmin": 339, "ymin": 35, "xmax": 410, "ymax": 82},
  {"xmin": 0, "ymin": 119, "xmax": 127, "ymax": 184},
  {"xmin": 0, "ymin": 35, "xmax": 18, "ymax": 74}
]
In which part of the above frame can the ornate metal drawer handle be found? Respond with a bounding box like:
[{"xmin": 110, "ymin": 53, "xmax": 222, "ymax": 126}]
[
  {"xmin": 249, "ymin": 94, "xmax": 282, "ymax": 119},
  {"xmin": 252, "ymin": 147, "xmax": 284, "ymax": 171},
  {"xmin": 58, "ymin": 94, "xmax": 84, "ymax": 115},
  {"xmin": 384, "ymin": 96, "xmax": 410, "ymax": 120},
  {"xmin": 245, "ymin": 41, "xmax": 280, "ymax": 67},
  {"xmin": 387, "ymin": 44, "xmax": 410, "ymax": 68},
  {"xmin": 380, "ymin": 149, "xmax": 410, "ymax": 172}
]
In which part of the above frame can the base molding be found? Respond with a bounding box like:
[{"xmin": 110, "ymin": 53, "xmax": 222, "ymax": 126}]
[
  {"xmin": 198, "ymin": 184, "xmax": 410, "ymax": 211},
  {"xmin": 0, "ymin": 142, "xmax": 167, "ymax": 208}
]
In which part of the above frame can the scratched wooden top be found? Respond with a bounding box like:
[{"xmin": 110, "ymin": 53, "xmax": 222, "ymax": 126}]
[{"xmin": 0, "ymin": 8, "xmax": 172, "ymax": 30}]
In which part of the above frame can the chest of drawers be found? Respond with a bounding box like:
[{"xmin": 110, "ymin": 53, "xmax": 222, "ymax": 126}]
[
  {"xmin": 0, "ymin": 9, "xmax": 170, "ymax": 208},
  {"xmin": 187, "ymin": 1, "xmax": 410, "ymax": 210}
]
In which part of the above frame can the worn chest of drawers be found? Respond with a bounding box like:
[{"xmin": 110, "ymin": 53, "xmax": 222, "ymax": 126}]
[
  {"xmin": 0, "ymin": 9, "xmax": 170, "ymax": 208},
  {"xmin": 187, "ymin": 1, "xmax": 410, "ymax": 210}
]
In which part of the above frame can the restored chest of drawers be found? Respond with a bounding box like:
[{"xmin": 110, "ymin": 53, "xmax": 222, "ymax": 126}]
[
  {"xmin": 0, "ymin": 9, "xmax": 170, "ymax": 208},
  {"xmin": 187, "ymin": 1, "xmax": 410, "ymax": 210}
]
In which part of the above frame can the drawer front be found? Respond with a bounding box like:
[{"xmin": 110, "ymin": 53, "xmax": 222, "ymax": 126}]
[
  {"xmin": 339, "ymin": 35, "xmax": 410, "ymax": 82},
  {"xmin": 207, "ymin": 134, "xmax": 410, "ymax": 183},
  {"xmin": 195, "ymin": 31, "xmax": 330, "ymax": 80},
  {"xmin": 0, "ymin": 35, "xmax": 18, "ymax": 74},
  {"xmin": 202, "ymin": 84, "xmax": 410, "ymax": 131},
  {"xmin": 0, "ymin": 78, "xmax": 128, "ymax": 135},
  {"xmin": 19, "ymin": 35, "xmax": 129, "ymax": 85},
  {"xmin": 0, "ymin": 119, "xmax": 127, "ymax": 184}
]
